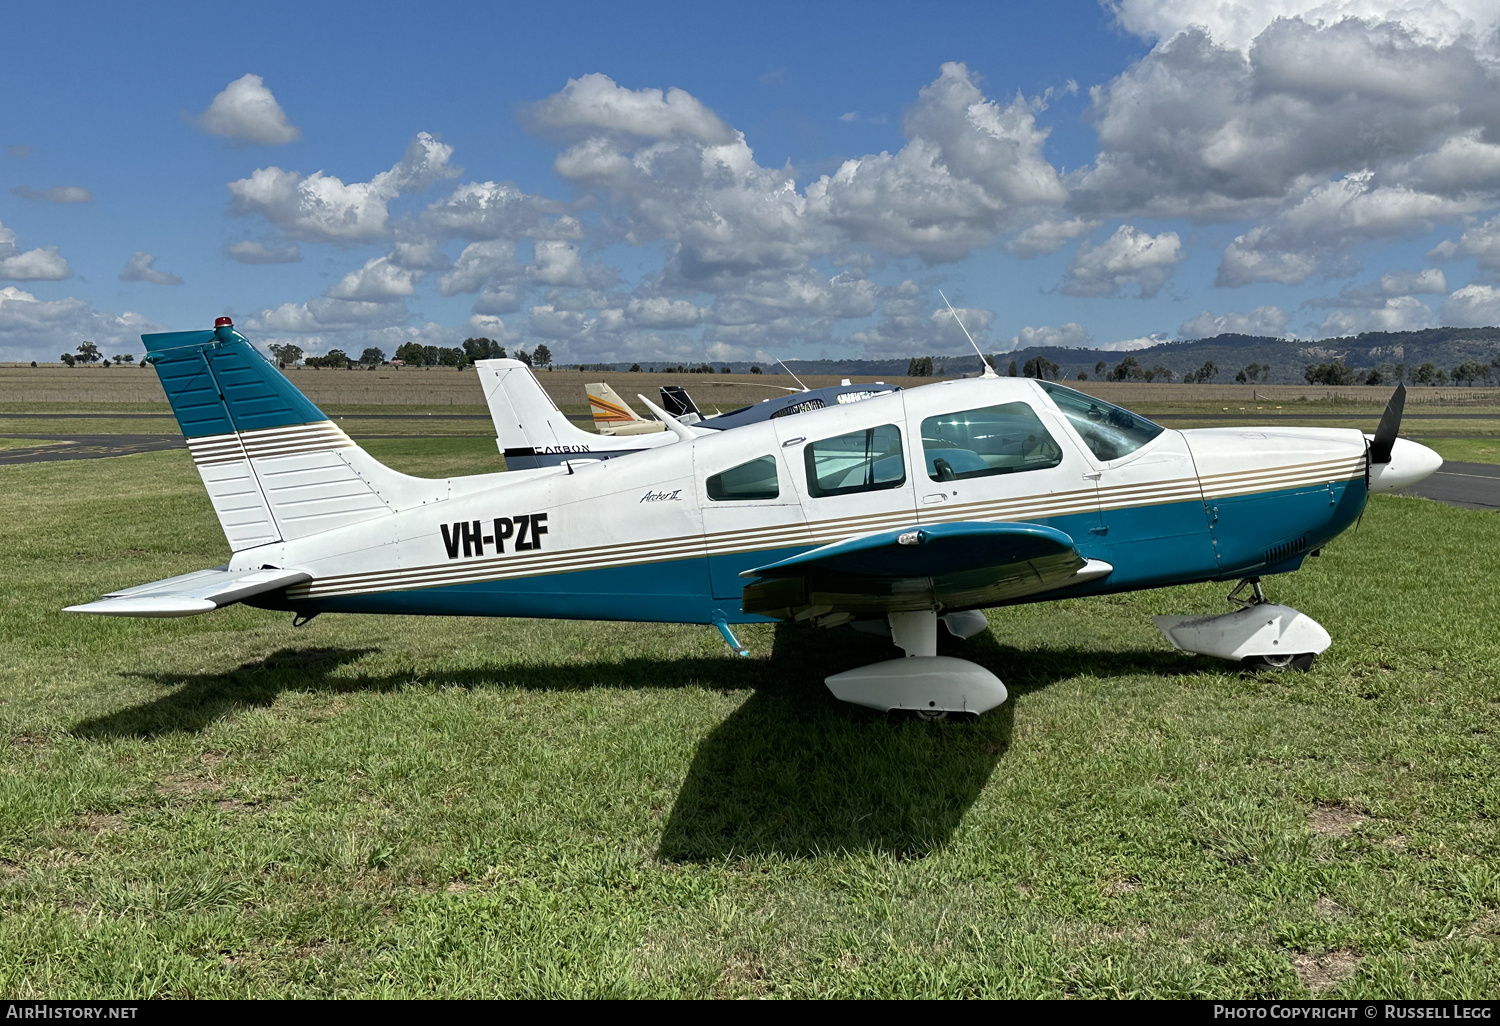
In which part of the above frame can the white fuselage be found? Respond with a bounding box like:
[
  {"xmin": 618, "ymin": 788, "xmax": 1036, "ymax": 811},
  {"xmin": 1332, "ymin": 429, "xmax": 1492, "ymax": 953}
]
[{"xmin": 211, "ymin": 377, "xmax": 1418, "ymax": 626}]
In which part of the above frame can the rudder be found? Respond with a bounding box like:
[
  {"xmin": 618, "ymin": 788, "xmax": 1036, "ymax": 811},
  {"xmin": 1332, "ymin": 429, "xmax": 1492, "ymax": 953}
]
[{"xmin": 145, "ymin": 319, "xmax": 402, "ymax": 552}]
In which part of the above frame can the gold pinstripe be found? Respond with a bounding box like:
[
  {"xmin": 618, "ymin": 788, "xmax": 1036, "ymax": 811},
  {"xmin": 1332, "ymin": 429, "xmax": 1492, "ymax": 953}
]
[
  {"xmin": 187, "ymin": 421, "xmax": 356, "ymax": 466},
  {"xmin": 285, "ymin": 454, "xmax": 1367, "ymax": 600}
]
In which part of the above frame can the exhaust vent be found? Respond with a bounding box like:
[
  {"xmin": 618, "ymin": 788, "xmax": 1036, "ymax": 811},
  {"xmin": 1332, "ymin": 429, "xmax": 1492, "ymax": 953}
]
[{"xmin": 1263, "ymin": 535, "xmax": 1308, "ymax": 567}]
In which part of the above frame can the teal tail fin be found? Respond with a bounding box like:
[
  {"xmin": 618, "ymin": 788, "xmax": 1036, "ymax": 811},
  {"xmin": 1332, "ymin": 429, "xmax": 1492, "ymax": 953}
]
[
  {"xmin": 145, "ymin": 318, "xmax": 328, "ymax": 438},
  {"xmin": 143, "ymin": 318, "xmax": 405, "ymax": 553}
]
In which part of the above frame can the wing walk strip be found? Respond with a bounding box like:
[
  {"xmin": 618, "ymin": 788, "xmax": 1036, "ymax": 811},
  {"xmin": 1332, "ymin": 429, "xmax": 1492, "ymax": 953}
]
[
  {"xmin": 288, "ymin": 456, "xmax": 1367, "ymax": 600},
  {"xmin": 186, "ymin": 421, "xmax": 356, "ymax": 467}
]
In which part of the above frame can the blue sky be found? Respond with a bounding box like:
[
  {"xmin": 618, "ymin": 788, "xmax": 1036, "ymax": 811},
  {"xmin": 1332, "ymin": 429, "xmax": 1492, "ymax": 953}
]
[{"xmin": 4, "ymin": 0, "xmax": 1500, "ymax": 364}]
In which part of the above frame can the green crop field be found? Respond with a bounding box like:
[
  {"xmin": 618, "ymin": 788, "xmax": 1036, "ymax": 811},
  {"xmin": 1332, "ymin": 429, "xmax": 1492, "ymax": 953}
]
[{"xmin": 2, "ymin": 441, "xmax": 1498, "ymax": 998}]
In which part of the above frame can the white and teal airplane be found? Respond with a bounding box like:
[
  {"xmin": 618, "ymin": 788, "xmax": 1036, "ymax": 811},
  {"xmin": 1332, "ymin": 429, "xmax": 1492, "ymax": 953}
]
[{"xmin": 67, "ymin": 318, "xmax": 1442, "ymax": 718}]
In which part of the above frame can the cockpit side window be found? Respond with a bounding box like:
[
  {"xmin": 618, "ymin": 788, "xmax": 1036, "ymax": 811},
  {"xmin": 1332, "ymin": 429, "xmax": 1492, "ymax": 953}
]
[
  {"xmin": 920, "ymin": 403, "xmax": 1063, "ymax": 482},
  {"xmin": 707, "ymin": 455, "xmax": 780, "ymax": 501},
  {"xmin": 803, "ymin": 424, "xmax": 905, "ymax": 497},
  {"xmin": 1037, "ymin": 381, "xmax": 1164, "ymax": 462}
]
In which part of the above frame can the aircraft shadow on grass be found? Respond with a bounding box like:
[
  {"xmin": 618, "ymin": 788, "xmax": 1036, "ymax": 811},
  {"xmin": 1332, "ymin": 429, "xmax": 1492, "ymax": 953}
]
[{"xmin": 71, "ymin": 624, "xmax": 1201, "ymax": 860}]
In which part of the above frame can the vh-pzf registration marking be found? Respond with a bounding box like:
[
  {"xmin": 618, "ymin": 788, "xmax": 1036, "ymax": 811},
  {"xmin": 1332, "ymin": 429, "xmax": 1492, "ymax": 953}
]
[{"xmin": 441, "ymin": 513, "xmax": 549, "ymax": 559}]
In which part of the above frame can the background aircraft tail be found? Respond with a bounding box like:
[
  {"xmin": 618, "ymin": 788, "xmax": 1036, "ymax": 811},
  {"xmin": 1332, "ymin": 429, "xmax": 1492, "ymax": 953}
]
[
  {"xmin": 476, "ymin": 359, "xmax": 665, "ymax": 468},
  {"xmin": 145, "ymin": 319, "xmax": 426, "ymax": 554},
  {"xmin": 658, "ymin": 384, "xmax": 703, "ymax": 425},
  {"xmin": 587, "ymin": 381, "xmax": 666, "ymax": 436}
]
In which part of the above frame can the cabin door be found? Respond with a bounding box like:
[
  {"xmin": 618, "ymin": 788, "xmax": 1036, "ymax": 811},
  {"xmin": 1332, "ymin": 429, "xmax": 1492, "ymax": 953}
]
[{"xmin": 696, "ymin": 445, "xmax": 809, "ymax": 603}]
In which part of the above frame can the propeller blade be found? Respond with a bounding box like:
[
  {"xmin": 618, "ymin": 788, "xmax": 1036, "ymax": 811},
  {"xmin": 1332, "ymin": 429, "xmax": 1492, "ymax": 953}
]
[{"xmin": 1368, "ymin": 382, "xmax": 1406, "ymax": 464}]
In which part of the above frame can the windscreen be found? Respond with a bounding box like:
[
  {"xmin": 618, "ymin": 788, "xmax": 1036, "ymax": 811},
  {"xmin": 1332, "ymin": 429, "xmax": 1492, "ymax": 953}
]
[{"xmin": 1037, "ymin": 381, "xmax": 1163, "ymax": 462}]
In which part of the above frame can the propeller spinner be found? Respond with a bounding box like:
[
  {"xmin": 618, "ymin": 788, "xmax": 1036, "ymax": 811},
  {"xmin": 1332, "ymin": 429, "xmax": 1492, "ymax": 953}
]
[{"xmin": 1365, "ymin": 383, "xmax": 1443, "ymax": 493}]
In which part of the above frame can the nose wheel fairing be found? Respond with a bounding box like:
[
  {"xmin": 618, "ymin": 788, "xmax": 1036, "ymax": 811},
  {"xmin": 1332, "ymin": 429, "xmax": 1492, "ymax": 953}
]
[{"xmin": 1154, "ymin": 577, "xmax": 1330, "ymax": 669}]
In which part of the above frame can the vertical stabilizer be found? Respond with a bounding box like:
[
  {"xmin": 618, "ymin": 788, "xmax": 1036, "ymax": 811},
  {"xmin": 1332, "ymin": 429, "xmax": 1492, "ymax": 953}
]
[
  {"xmin": 145, "ymin": 320, "xmax": 411, "ymax": 553},
  {"xmin": 476, "ymin": 359, "xmax": 666, "ymax": 468},
  {"xmin": 588, "ymin": 381, "xmax": 665, "ymax": 436}
]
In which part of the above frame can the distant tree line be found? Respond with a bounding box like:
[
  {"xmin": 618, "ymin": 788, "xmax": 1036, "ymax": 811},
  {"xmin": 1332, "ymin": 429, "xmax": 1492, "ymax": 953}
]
[
  {"xmin": 1302, "ymin": 357, "xmax": 1500, "ymax": 386},
  {"xmin": 56, "ymin": 341, "xmax": 139, "ymax": 368}
]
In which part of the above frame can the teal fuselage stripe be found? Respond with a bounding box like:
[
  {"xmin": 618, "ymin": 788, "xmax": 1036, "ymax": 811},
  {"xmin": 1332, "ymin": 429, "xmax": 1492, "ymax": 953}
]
[{"xmin": 257, "ymin": 478, "xmax": 1368, "ymax": 624}]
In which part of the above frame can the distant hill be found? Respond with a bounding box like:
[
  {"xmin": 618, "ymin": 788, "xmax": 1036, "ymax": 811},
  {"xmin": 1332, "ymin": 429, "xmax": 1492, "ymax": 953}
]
[
  {"xmin": 993, "ymin": 327, "xmax": 1500, "ymax": 385},
  {"xmin": 568, "ymin": 326, "xmax": 1500, "ymax": 384}
]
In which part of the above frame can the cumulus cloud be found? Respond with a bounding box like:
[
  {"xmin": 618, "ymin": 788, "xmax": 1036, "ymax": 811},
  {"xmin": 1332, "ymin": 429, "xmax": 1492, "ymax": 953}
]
[
  {"xmin": 420, "ymin": 180, "xmax": 558, "ymax": 242},
  {"xmin": 1317, "ymin": 294, "xmax": 1435, "ymax": 335},
  {"xmin": 324, "ymin": 256, "xmax": 419, "ymax": 302},
  {"xmin": 224, "ymin": 239, "xmax": 301, "ymax": 264},
  {"xmin": 1063, "ymin": 224, "xmax": 1182, "ymax": 297},
  {"xmin": 1097, "ymin": 331, "xmax": 1173, "ymax": 352},
  {"xmin": 0, "ymin": 221, "xmax": 72, "ymax": 281},
  {"xmin": 119, "ymin": 251, "xmax": 183, "ymax": 286},
  {"xmin": 13, "ymin": 185, "xmax": 92, "ymax": 203},
  {"xmin": 538, "ymin": 63, "xmax": 1067, "ymax": 301},
  {"xmin": 625, "ymin": 296, "xmax": 703, "ymax": 329},
  {"xmin": 198, "ymin": 74, "xmax": 301, "ymax": 145},
  {"xmin": 245, "ymin": 297, "xmax": 410, "ymax": 334},
  {"xmin": 1429, "ymin": 214, "xmax": 1500, "ymax": 274},
  {"xmin": 228, "ymin": 132, "xmax": 455, "ymax": 243},
  {"xmin": 1441, "ymin": 283, "xmax": 1500, "ymax": 325},
  {"xmin": 930, "ymin": 305, "xmax": 995, "ymax": 348},
  {"xmin": 1109, "ymin": 0, "xmax": 1500, "ymax": 54},
  {"xmin": 1216, "ymin": 170, "xmax": 1483, "ymax": 285},
  {"xmin": 1009, "ymin": 322, "xmax": 1094, "ymax": 350},
  {"xmin": 0, "ymin": 286, "xmax": 162, "ymax": 360},
  {"xmin": 438, "ymin": 240, "xmax": 518, "ymax": 296},
  {"xmin": 1304, "ymin": 268, "xmax": 1447, "ymax": 308},
  {"xmin": 531, "ymin": 73, "xmax": 736, "ymax": 145},
  {"xmin": 1006, "ymin": 216, "xmax": 1097, "ymax": 257},
  {"xmin": 465, "ymin": 314, "xmax": 518, "ymax": 342},
  {"xmin": 1054, "ymin": 2, "xmax": 1500, "ymax": 291},
  {"xmin": 807, "ymin": 64, "xmax": 1068, "ymax": 264},
  {"xmin": 1178, "ymin": 305, "xmax": 1291, "ymax": 339}
]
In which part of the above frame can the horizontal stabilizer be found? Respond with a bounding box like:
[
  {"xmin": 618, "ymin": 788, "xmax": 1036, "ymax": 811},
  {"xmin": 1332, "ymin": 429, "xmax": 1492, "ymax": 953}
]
[{"xmin": 65, "ymin": 566, "xmax": 310, "ymax": 618}]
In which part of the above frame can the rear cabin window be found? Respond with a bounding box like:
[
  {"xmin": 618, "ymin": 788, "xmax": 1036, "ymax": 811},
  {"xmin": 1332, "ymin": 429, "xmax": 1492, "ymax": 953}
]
[
  {"xmin": 921, "ymin": 403, "xmax": 1064, "ymax": 482},
  {"xmin": 770, "ymin": 397, "xmax": 826, "ymax": 419},
  {"xmin": 804, "ymin": 424, "xmax": 906, "ymax": 497},
  {"xmin": 1038, "ymin": 381, "xmax": 1164, "ymax": 462},
  {"xmin": 706, "ymin": 455, "xmax": 780, "ymax": 501}
]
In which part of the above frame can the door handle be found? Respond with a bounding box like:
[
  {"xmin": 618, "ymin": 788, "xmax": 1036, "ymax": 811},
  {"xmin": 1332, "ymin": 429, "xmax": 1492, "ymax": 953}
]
[
  {"xmin": 922, "ymin": 493, "xmax": 946, "ymax": 504},
  {"xmin": 1082, "ymin": 471, "xmax": 1102, "ymax": 480}
]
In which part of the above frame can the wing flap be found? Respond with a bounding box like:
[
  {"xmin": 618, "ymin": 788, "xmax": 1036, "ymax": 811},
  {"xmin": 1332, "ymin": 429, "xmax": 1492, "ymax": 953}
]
[
  {"xmin": 65, "ymin": 566, "xmax": 311, "ymax": 618},
  {"xmin": 739, "ymin": 521, "xmax": 1111, "ymax": 621}
]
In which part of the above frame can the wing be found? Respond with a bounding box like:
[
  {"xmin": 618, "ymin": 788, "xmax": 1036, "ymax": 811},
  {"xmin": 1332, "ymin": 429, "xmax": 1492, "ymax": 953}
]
[
  {"xmin": 739, "ymin": 521, "xmax": 1111, "ymax": 622},
  {"xmin": 65, "ymin": 566, "xmax": 310, "ymax": 617}
]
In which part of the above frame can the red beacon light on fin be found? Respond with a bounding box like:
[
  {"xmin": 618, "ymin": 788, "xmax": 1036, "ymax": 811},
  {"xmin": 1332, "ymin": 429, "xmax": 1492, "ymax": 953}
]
[
  {"xmin": 212, "ymin": 316, "xmax": 236, "ymax": 342},
  {"xmin": 215, "ymin": 316, "xmax": 233, "ymax": 328}
]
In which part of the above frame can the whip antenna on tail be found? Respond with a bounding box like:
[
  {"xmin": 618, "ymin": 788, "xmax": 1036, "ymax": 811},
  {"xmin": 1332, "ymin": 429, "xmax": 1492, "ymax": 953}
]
[{"xmin": 940, "ymin": 290, "xmax": 998, "ymax": 379}]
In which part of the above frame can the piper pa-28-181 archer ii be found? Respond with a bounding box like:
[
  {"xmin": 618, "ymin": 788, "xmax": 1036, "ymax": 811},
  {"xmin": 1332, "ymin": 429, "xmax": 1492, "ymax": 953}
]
[{"xmin": 67, "ymin": 318, "xmax": 1443, "ymax": 718}]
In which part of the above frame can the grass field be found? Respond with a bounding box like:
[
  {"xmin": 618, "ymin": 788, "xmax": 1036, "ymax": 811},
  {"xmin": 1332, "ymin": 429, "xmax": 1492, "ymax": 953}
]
[{"xmin": 2, "ymin": 442, "xmax": 1498, "ymax": 998}]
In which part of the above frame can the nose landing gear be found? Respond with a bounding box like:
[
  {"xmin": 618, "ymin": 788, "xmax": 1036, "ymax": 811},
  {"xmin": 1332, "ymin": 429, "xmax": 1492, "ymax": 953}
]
[{"xmin": 1153, "ymin": 576, "xmax": 1329, "ymax": 672}]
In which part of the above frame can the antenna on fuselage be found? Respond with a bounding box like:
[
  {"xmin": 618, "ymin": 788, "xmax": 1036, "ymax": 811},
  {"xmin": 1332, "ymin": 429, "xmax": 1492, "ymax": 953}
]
[
  {"xmin": 777, "ymin": 358, "xmax": 810, "ymax": 392},
  {"xmin": 940, "ymin": 290, "xmax": 998, "ymax": 379}
]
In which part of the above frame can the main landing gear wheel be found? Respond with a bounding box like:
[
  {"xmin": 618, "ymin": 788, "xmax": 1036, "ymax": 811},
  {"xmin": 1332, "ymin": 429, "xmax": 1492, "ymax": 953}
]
[
  {"xmin": 1241, "ymin": 652, "xmax": 1316, "ymax": 673},
  {"xmin": 914, "ymin": 707, "xmax": 948, "ymax": 721}
]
